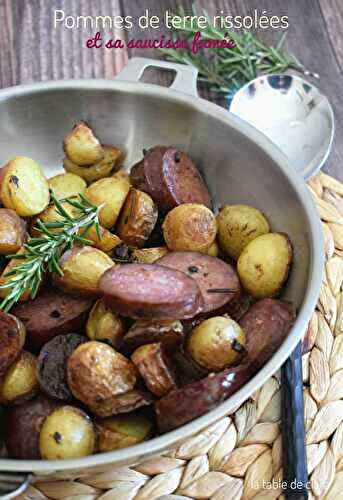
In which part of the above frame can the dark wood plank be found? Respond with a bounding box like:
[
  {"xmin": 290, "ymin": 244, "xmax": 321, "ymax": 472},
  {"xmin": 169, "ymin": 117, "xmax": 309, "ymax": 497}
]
[{"xmin": 319, "ymin": 0, "xmax": 343, "ymax": 73}]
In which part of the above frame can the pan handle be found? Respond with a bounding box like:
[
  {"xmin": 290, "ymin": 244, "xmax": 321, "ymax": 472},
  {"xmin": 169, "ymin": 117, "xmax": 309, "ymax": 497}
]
[{"xmin": 115, "ymin": 57, "xmax": 199, "ymax": 97}]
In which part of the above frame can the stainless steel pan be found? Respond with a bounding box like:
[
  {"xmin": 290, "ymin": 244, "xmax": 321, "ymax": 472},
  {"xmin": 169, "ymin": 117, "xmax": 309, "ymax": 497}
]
[{"xmin": 0, "ymin": 58, "xmax": 323, "ymax": 481}]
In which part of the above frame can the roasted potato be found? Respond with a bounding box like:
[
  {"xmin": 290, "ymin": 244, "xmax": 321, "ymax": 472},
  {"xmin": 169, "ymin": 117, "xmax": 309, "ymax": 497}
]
[
  {"xmin": 64, "ymin": 145, "xmax": 122, "ymax": 183},
  {"xmin": 207, "ymin": 240, "xmax": 220, "ymax": 258},
  {"xmin": 117, "ymin": 188, "xmax": 158, "ymax": 248},
  {"xmin": 31, "ymin": 201, "xmax": 79, "ymax": 237},
  {"xmin": 132, "ymin": 246, "xmax": 168, "ymax": 264},
  {"xmin": 86, "ymin": 298, "xmax": 125, "ymax": 348},
  {"xmin": 217, "ymin": 204, "xmax": 270, "ymax": 259},
  {"xmin": 237, "ymin": 232, "xmax": 293, "ymax": 298},
  {"xmin": 67, "ymin": 341, "xmax": 138, "ymax": 417},
  {"xmin": 131, "ymin": 343, "xmax": 178, "ymax": 397},
  {"xmin": 85, "ymin": 176, "xmax": 131, "ymax": 228},
  {"xmin": 53, "ymin": 246, "xmax": 114, "ymax": 296},
  {"xmin": 186, "ymin": 317, "xmax": 246, "ymax": 372},
  {"xmin": 0, "ymin": 248, "xmax": 32, "ymax": 301},
  {"xmin": 48, "ymin": 172, "xmax": 87, "ymax": 200},
  {"xmin": 96, "ymin": 414, "xmax": 152, "ymax": 452},
  {"xmin": 80, "ymin": 224, "xmax": 122, "ymax": 253},
  {"xmin": 0, "ymin": 310, "xmax": 26, "ymax": 377},
  {"xmin": 4, "ymin": 395, "xmax": 60, "ymax": 459},
  {"xmin": 112, "ymin": 170, "xmax": 131, "ymax": 183},
  {"xmin": 0, "ymin": 157, "xmax": 50, "ymax": 216},
  {"xmin": 63, "ymin": 122, "xmax": 104, "ymax": 166},
  {"xmin": 163, "ymin": 203, "xmax": 217, "ymax": 253},
  {"xmin": 122, "ymin": 320, "xmax": 184, "ymax": 354},
  {"xmin": 97, "ymin": 390, "xmax": 153, "ymax": 417},
  {"xmin": 0, "ymin": 351, "xmax": 38, "ymax": 405},
  {"xmin": 0, "ymin": 209, "xmax": 26, "ymax": 254},
  {"xmin": 39, "ymin": 406, "xmax": 96, "ymax": 459},
  {"xmin": 37, "ymin": 334, "xmax": 86, "ymax": 400}
]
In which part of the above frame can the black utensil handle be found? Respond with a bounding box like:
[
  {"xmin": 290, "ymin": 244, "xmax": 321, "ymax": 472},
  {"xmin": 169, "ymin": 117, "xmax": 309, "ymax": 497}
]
[{"xmin": 281, "ymin": 341, "xmax": 309, "ymax": 500}]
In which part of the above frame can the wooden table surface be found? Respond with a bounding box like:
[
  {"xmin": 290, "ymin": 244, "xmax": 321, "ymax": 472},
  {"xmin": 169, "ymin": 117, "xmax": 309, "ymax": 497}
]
[{"xmin": 0, "ymin": 0, "xmax": 342, "ymax": 180}]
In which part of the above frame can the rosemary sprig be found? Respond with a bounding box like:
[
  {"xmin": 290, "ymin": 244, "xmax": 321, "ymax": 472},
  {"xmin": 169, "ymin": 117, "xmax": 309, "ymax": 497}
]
[
  {"xmin": 0, "ymin": 192, "xmax": 101, "ymax": 312},
  {"xmin": 160, "ymin": 8, "xmax": 318, "ymax": 97}
]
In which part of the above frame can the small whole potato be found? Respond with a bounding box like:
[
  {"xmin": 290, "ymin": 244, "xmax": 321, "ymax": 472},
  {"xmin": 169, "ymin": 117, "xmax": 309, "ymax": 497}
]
[
  {"xmin": 63, "ymin": 122, "xmax": 104, "ymax": 166},
  {"xmin": 67, "ymin": 341, "xmax": 138, "ymax": 417},
  {"xmin": 217, "ymin": 204, "xmax": 270, "ymax": 259},
  {"xmin": 48, "ymin": 173, "xmax": 87, "ymax": 200},
  {"xmin": 237, "ymin": 232, "xmax": 293, "ymax": 298},
  {"xmin": 0, "ymin": 157, "xmax": 50, "ymax": 216},
  {"xmin": 187, "ymin": 316, "xmax": 246, "ymax": 372},
  {"xmin": 86, "ymin": 298, "xmax": 126, "ymax": 348},
  {"xmin": 64, "ymin": 145, "xmax": 122, "ymax": 184},
  {"xmin": 0, "ymin": 351, "xmax": 38, "ymax": 405},
  {"xmin": 85, "ymin": 176, "xmax": 131, "ymax": 228},
  {"xmin": 0, "ymin": 209, "xmax": 27, "ymax": 255},
  {"xmin": 132, "ymin": 246, "xmax": 168, "ymax": 264},
  {"xmin": 39, "ymin": 406, "xmax": 96, "ymax": 459},
  {"xmin": 117, "ymin": 188, "xmax": 158, "ymax": 248},
  {"xmin": 53, "ymin": 246, "xmax": 114, "ymax": 296},
  {"xmin": 163, "ymin": 203, "xmax": 217, "ymax": 253},
  {"xmin": 96, "ymin": 414, "xmax": 152, "ymax": 452}
]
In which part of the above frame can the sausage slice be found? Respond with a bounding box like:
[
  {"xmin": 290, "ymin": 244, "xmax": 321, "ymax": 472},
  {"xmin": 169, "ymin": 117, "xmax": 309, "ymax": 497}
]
[
  {"xmin": 157, "ymin": 252, "xmax": 241, "ymax": 313},
  {"xmin": 99, "ymin": 263, "xmax": 203, "ymax": 320}
]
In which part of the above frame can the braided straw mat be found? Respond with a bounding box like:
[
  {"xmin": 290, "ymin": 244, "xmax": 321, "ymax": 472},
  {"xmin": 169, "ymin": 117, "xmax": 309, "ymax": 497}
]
[{"xmin": 19, "ymin": 172, "xmax": 343, "ymax": 500}]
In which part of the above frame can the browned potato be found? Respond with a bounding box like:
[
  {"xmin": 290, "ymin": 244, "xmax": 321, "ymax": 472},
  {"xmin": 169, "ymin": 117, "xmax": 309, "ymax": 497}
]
[
  {"xmin": 0, "ymin": 351, "xmax": 38, "ymax": 405},
  {"xmin": 112, "ymin": 170, "xmax": 131, "ymax": 183},
  {"xmin": 86, "ymin": 298, "xmax": 126, "ymax": 348},
  {"xmin": 0, "ymin": 310, "xmax": 26, "ymax": 376},
  {"xmin": 0, "ymin": 209, "xmax": 27, "ymax": 254},
  {"xmin": 81, "ymin": 224, "xmax": 122, "ymax": 253},
  {"xmin": 67, "ymin": 341, "xmax": 138, "ymax": 417},
  {"xmin": 64, "ymin": 145, "xmax": 123, "ymax": 183},
  {"xmin": 96, "ymin": 414, "xmax": 152, "ymax": 452},
  {"xmin": 237, "ymin": 232, "xmax": 293, "ymax": 298},
  {"xmin": 85, "ymin": 176, "xmax": 131, "ymax": 228},
  {"xmin": 53, "ymin": 246, "xmax": 114, "ymax": 296},
  {"xmin": 207, "ymin": 240, "xmax": 220, "ymax": 257},
  {"xmin": 131, "ymin": 343, "xmax": 178, "ymax": 397},
  {"xmin": 63, "ymin": 122, "xmax": 104, "ymax": 166},
  {"xmin": 0, "ymin": 157, "xmax": 50, "ymax": 216},
  {"xmin": 0, "ymin": 248, "xmax": 32, "ymax": 301},
  {"xmin": 217, "ymin": 204, "xmax": 270, "ymax": 259},
  {"xmin": 163, "ymin": 203, "xmax": 217, "ymax": 253},
  {"xmin": 132, "ymin": 246, "xmax": 168, "ymax": 264},
  {"xmin": 31, "ymin": 202, "xmax": 79, "ymax": 237},
  {"xmin": 122, "ymin": 319, "xmax": 184, "ymax": 354},
  {"xmin": 117, "ymin": 188, "xmax": 158, "ymax": 248},
  {"xmin": 97, "ymin": 390, "xmax": 153, "ymax": 416},
  {"xmin": 186, "ymin": 317, "xmax": 246, "ymax": 372},
  {"xmin": 39, "ymin": 406, "xmax": 96, "ymax": 459},
  {"xmin": 48, "ymin": 172, "xmax": 87, "ymax": 199}
]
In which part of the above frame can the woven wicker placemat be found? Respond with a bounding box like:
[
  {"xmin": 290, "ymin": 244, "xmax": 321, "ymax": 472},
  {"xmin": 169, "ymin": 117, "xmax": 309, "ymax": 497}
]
[{"xmin": 18, "ymin": 172, "xmax": 343, "ymax": 500}]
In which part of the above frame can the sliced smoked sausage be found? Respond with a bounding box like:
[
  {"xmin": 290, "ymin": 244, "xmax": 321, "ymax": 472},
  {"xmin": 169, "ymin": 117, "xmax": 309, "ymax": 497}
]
[
  {"xmin": 99, "ymin": 263, "xmax": 203, "ymax": 320},
  {"xmin": 157, "ymin": 251, "xmax": 241, "ymax": 313}
]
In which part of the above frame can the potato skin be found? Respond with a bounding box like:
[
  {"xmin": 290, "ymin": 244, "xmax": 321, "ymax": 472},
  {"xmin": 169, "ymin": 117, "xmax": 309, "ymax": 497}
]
[
  {"xmin": 31, "ymin": 202, "xmax": 78, "ymax": 237},
  {"xmin": 163, "ymin": 203, "xmax": 217, "ymax": 253},
  {"xmin": 64, "ymin": 145, "xmax": 122, "ymax": 183},
  {"xmin": 0, "ymin": 310, "xmax": 26, "ymax": 377},
  {"xmin": 237, "ymin": 232, "xmax": 293, "ymax": 298},
  {"xmin": 63, "ymin": 122, "xmax": 104, "ymax": 166},
  {"xmin": 86, "ymin": 298, "xmax": 125, "ymax": 349},
  {"xmin": 96, "ymin": 414, "xmax": 152, "ymax": 452},
  {"xmin": 132, "ymin": 247, "xmax": 168, "ymax": 264},
  {"xmin": 122, "ymin": 320, "xmax": 184, "ymax": 354},
  {"xmin": 186, "ymin": 316, "xmax": 246, "ymax": 372},
  {"xmin": 0, "ymin": 248, "xmax": 32, "ymax": 301},
  {"xmin": 85, "ymin": 176, "xmax": 131, "ymax": 228},
  {"xmin": 0, "ymin": 351, "xmax": 38, "ymax": 405},
  {"xmin": 217, "ymin": 204, "xmax": 270, "ymax": 260},
  {"xmin": 0, "ymin": 157, "xmax": 50, "ymax": 216},
  {"xmin": 81, "ymin": 224, "xmax": 122, "ymax": 253},
  {"xmin": 48, "ymin": 173, "xmax": 87, "ymax": 200},
  {"xmin": 53, "ymin": 246, "xmax": 114, "ymax": 296},
  {"xmin": 117, "ymin": 188, "xmax": 158, "ymax": 248},
  {"xmin": 67, "ymin": 341, "xmax": 138, "ymax": 417},
  {"xmin": 4, "ymin": 395, "xmax": 60, "ymax": 459},
  {"xmin": 0, "ymin": 209, "xmax": 27, "ymax": 255},
  {"xmin": 39, "ymin": 406, "xmax": 96, "ymax": 459}
]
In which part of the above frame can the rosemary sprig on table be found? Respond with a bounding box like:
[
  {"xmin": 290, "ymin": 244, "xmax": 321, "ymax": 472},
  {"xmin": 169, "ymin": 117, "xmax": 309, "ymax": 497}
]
[
  {"xmin": 0, "ymin": 192, "xmax": 101, "ymax": 312},
  {"xmin": 160, "ymin": 10, "xmax": 318, "ymax": 96}
]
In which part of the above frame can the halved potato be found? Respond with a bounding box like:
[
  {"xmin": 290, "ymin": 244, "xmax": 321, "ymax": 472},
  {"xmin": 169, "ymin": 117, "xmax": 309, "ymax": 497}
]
[
  {"xmin": 0, "ymin": 209, "xmax": 27, "ymax": 255},
  {"xmin": 0, "ymin": 351, "xmax": 38, "ymax": 405},
  {"xmin": 0, "ymin": 248, "xmax": 32, "ymax": 301},
  {"xmin": 31, "ymin": 202, "xmax": 79, "ymax": 237},
  {"xmin": 48, "ymin": 173, "xmax": 87, "ymax": 200},
  {"xmin": 85, "ymin": 176, "xmax": 131, "ymax": 229},
  {"xmin": 96, "ymin": 414, "xmax": 152, "ymax": 451},
  {"xmin": 0, "ymin": 157, "xmax": 50, "ymax": 216},
  {"xmin": 132, "ymin": 246, "xmax": 168, "ymax": 264},
  {"xmin": 64, "ymin": 145, "xmax": 122, "ymax": 183},
  {"xmin": 81, "ymin": 224, "xmax": 122, "ymax": 253},
  {"xmin": 63, "ymin": 122, "xmax": 104, "ymax": 166},
  {"xmin": 117, "ymin": 188, "xmax": 158, "ymax": 248},
  {"xmin": 0, "ymin": 310, "xmax": 26, "ymax": 377},
  {"xmin": 86, "ymin": 298, "xmax": 125, "ymax": 348}
]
